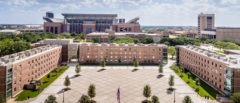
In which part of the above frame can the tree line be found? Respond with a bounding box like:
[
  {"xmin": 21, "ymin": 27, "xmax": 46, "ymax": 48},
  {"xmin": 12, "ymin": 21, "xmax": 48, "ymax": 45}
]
[
  {"xmin": 0, "ymin": 33, "xmax": 85, "ymax": 57},
  {"xmin": 111, "ymin": 36, "xmax": 154, "ymax": 44},
  {"xmin": 160, "ymin": 37, "xmax": 240, "ymax": 50}
]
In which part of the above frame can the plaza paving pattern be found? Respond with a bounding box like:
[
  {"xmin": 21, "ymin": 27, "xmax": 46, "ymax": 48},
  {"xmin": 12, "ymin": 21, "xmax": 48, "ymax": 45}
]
[{"xmin": 26, "ymin": 61, "xmax": 218, "ymax": 103}]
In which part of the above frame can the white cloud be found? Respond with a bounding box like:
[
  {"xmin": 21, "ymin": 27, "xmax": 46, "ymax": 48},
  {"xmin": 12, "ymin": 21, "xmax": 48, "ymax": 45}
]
[
  {"xmin": 80, "ymin": 0, "xmax": 102, "ymax": 7},
  {"xmin": 59, "ymin": 3, "xmax": 80, "ymax": 10},
  {"xmin": 101, "ymin": 0, "xmax": 152, "ymax": 7},
  {"xmin": 7, "ymin": 0, "xmax": 39, "ymax": 7},
  {"xmin": 119, "ymin": 0, "xmax": 230, "ymax": 26},
  {"xmin": 220, "ymin": 0, "xmax": 239, "ymax": 5}
]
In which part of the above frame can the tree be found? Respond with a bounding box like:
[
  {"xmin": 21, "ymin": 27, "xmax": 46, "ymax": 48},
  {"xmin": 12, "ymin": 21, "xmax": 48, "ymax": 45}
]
[
  {"xmin": 151, "ymin": 95, "xmax": 160, "ymax": 103},
  {"xmin": 142, "ymin": 100, "xmax": 152, "ymax": 103},
  {"xmin": 64, "ymin": 75, "xmax": 71, "ymax": 89},
  {"xmin": 182, "ymin": 96, "xmax": 193, "ymax": 103},
  {"xmin": 168, "ymin": 46, "xmax": 176, "ymax": 59},
  {"xmin": 231, "ymin": 93, "xmax": 240, "ymax": 103},
  {"xmin": 133, "ymin": 58, "xmax": 139, "ymax": 69},
  {"xmin": 88, "ymin": 84, "xmax": 96, "ymax": 101},
  {"xmin": 0, "ymin": 94, "xmax": 5, "ymax": 103},
  {"xmin": 92, "ymin": 38, "xmax": 100, "ymax": 43},
  {"xmin": 169, "ymin": 75, "xmax": 174, "ymax": 89},
  {"xmin": 75, "ymin": 64, "xmax": 81, "ymax": 76},
  {"xmin": 187, "ymin": 72, "xmax": 191, "ymax": 79},
  {"xmin": 118, "ymin": 58, "xmax": 122, "ymax": 63},
  {"xmin": 75, "ymin": 33, "xmax": 85, "ymax": 40},
  {"xmin": 101, "ymin": 59, "xmax": 106, "ymax": 69},
  {"xmin": 44, "ymin": 95, "xmax": 57, "ymax": 103},
  {"xmin": 179, "ymin": 66, "xmax": 184, "ymax": 73},
  {"xmin": 195, "ymin": 78, "xmax": 200, "ymax": 86},
  {"xmin": 78, "ymin": 95, "xmax": 90, "ymax": 103},
  {"xmin": 164, "ymin": 41, "xmax": 170, "ymax": 46},
  {"xmin": 200, "ymin": 36, "xmax": 207, "ymax": 42},
  {"xmin": 159, "ymin": 63, "xmax": 163, "ymax": 74},
  {"xmin": 194, "ymin": 41, "xmax": 201, "ymax": 46},
  {"xmin": 143, "ymin": 85, "xmax": 151, "ymax": 100},
  {"xmin": 141, "ymin": 36, "xmax": 154, "ymax": 44},
  {"xmin": 112, "ymin": 37, "xmax": 135, "ymax": 44}
]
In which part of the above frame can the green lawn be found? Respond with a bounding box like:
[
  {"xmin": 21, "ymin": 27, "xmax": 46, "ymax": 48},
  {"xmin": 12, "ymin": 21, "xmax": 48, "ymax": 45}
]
[
  {"xmin": 15, "ymin": 66, "xmax": 69, "ymax": 101},
  {"xmin": 170, "ymin": 65, "xmax": 219, "ymax": 100}
]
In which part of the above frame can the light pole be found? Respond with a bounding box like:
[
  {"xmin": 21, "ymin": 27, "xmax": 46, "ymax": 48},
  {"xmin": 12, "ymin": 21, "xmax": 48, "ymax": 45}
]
[
  {"xmin": 173, "ymin": 89, "xmax": 176, "ymax": 103},
  {"xmin": 63, "ymin": 89, "xmax": 65, "ymax": 103}
]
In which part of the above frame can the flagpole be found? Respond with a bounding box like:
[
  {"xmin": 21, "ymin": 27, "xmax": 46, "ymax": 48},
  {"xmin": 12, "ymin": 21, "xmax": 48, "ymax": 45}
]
[{"xmin": 117, "ymin": 87, "xmax": 121, "ymax": 103}]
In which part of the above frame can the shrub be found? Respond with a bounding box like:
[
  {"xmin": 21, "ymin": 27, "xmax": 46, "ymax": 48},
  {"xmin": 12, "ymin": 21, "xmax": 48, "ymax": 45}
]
[
  {"xmin": 78, "ymin": 95, "xmax": 90, "ymax": 103},
  {"xmin": 44, "ymin": 95, "xmax": 57, "ymax": 103},
  {"xmin": 151, "ymin": 95, "xmax": 160, "ymax": 103},
  {"xmin": 195, "ymin": 88, "xmax": 199, "ymax": 92},
  {"xmin": 182, "ymin": 96, "xmax": 193, "ymax": 103},
  {"xmin": 142, "ymin": 100, "xmax": 152, "ymax": 103},
  {"xmin": 47, "ymin": 74, "xmax": 50, "ymax": 78},
  {"xmin": 143, "ymin": 85, "xmax": 151, "ymax": 99}
]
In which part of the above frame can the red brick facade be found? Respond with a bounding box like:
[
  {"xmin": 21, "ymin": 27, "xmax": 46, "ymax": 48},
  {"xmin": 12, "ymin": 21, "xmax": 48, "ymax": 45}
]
[
  {"xmin": 79, "ymin": 43, "xmax": 168, "ymax": 65},
  {"xmin": 177, "ymin": 45, "xmax": 240, "ymax": 95},
  {"xmin": 0, "ymin": 45, "xmax": 62, "ymax": 101}
]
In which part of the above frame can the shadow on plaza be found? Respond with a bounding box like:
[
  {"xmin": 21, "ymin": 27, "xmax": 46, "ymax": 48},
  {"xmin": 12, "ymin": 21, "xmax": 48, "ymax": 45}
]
[
  {"xmin": 57, "ymin": 88, "xmax": 71, "ymax": 94},
  {"xmin": 157, "ymin": 74, "xmax": 164, "ymax": 79},
  {"xmin": 132, "ymin": 69, "xmax": 139, "ymax": 72},
  {"xmin": 166, "ymin": 88, "xmax": 176, "ymax": 94},
  {"xmin": 97, "ymin": 68, "xmax": 106, "ymax": 72},
  {"xmin": 70, "ymin": 75, "xmax": 81, "ymax": 79}
]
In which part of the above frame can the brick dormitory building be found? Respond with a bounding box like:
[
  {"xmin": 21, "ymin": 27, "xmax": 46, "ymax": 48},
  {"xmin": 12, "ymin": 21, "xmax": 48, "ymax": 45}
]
[
  {"xmin": 176, "ymin": 45, "xmax": 240, "ymax": 95},
  {"xmin": 0, "ymin": 39, "xmax": 168, "ymax": 102},
  {"xmin": 38, "ymin": 39, "xmax": 168, "ymax": 64},
  {"xmin": 0, "ymin": 45, "xmax": 62, "ymax": 101}
]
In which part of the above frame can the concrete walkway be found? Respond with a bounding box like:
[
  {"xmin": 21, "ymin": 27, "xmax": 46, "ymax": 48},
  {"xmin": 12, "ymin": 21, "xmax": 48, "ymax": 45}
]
[{"xmin": 18, "ymin": 60, "xmax": 218, "ymax": 103}]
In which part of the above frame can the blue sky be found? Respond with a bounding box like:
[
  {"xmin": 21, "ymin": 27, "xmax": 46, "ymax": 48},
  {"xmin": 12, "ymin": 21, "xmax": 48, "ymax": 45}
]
[{"xmin": 0, "ymin": 0, "xmax": 239, "ymax": 27}]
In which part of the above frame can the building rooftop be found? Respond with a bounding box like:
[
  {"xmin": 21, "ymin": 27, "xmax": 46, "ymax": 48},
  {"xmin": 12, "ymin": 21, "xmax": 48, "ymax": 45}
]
[
  {"xmin": 224, "ymin": 50, "xmax": 240, "ymax": 54},
  {"xmin": 62, "ymin": 13, "xmax": 117, "ymax": 17},
  {"xmin": 0, "ymin": 30, "xmax": 19, "ymax": 33},
  {"xmin": 181, "ymin": 45, "xmax": 240, "ymax": 68},
  {"xmin": 217, "ymin": 27, "xmax": 240, "ymax": 29},
  {"xmin": 87, "ymin": 32, "xmax": 109, "ymax": 36},
  {"xmin": 0, "ymin": 45, "xmax": 61, "ymax": 66},
  {"xmin": 39, "ymin": 39, "xmax": 73, "ymax": 45},
  {"xmin": 80, "ymin": 42, "xmax": 167, "ymax": 47},
  {"xmin": 43, "ymin": 17, "xmax": 64, "ymax": 23},
  {"xmin": 200, "ymin": 30, "xmax": 216, "ymax": 35},
  {"xmin": 87, "ymin": 32, "xmax": 161, "ymax": 36}
]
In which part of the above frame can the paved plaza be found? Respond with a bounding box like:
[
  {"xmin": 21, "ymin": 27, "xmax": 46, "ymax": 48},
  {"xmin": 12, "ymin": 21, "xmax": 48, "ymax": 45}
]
[{"xmin": 25, "ymin": 60, "xmax": 217, "ymax": 103}]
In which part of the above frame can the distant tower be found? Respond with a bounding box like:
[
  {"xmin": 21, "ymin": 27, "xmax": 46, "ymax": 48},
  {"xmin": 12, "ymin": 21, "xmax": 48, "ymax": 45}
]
[
  {"xmin": 119, "ymin": 18, "xmax": 125, "ymax": 24},
  {"xmin": 46, "ymin": 12, "xmax": 54, "ymax": 18},
  {"xmin": 198, "ymin": 13, "xmax": 215, "ymax": 35}
]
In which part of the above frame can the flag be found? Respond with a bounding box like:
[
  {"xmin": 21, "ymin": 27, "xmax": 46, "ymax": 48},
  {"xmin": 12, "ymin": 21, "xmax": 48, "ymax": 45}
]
[{"xmin": 117, "ymin": 87, "xmax": 120, "ymax": 102}]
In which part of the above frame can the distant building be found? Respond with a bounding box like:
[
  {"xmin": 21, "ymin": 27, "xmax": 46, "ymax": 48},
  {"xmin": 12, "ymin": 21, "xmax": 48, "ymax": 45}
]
[
  {"xmin": 18, "ymin": 29, "xmax": 44, "ymax": 34},
  {"xmin": 43, "ymin": 12, "xmax": 141, "ymax": 34},
  {"xmin": 197, "ymin": 13, "xmax": 240, "ymax": 40},
  {"xmin": 198, "ymin": 13, "xmax": 215, "ymax": 35},
  {"xmin": 198, "ymin": 13, "xmax": 216, "ymax": 39},
  {"xmin": 200, "ymin": 30, "xmax": 216, "ymax": 39},
  {"xmin": 46, "ymin": 11, "xmax": 54, "ymax": 18},
  {"xmin": 216, "ymin": 27, "xmax": 240, "ymax": 40},
  {"xmin": 0, "ymin": 30, "xmax": 21, "ymax": 35}
]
